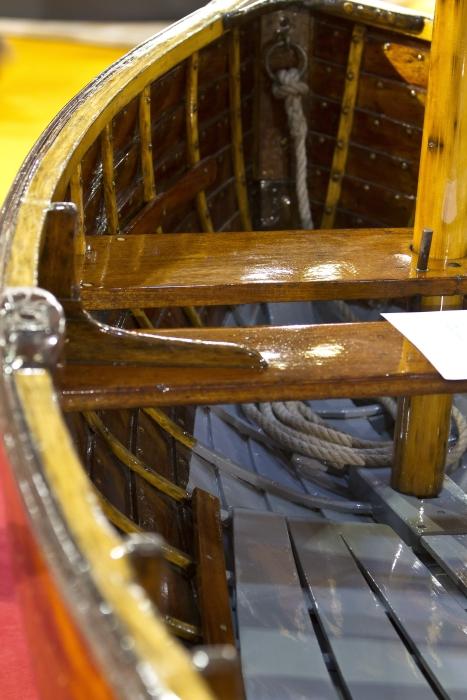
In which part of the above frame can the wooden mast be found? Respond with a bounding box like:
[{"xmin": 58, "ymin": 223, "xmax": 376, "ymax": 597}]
[{"xmin": 392, "ymin": 0, "xmax": 467, "ymax": 496}]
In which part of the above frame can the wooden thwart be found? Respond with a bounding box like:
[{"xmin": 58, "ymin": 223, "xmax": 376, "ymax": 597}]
[
  {"xmin": 58, "ymin": 321, "xmax": 467, "ymax": 411},
  {"xmin": 80, "ymin": 228, "xmax": 467, "ymax": 310}
]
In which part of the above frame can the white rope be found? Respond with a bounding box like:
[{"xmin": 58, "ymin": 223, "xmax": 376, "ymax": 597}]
[
  {"xmin": 273, "ymin": 68, "xmax": 313, "ymax": 229},
  {"xmin": 241, "ymin": 399, "xmax": 467, "ymax": 472}
]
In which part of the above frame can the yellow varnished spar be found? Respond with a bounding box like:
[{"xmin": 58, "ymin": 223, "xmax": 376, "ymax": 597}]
[{"xmin": 394, "ymin": 0, "xmax": 467, "ymax": 496}]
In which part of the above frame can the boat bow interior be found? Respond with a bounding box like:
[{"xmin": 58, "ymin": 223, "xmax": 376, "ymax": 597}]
[{"xmin": 1, "ymin": 0, "xmax": 467, "ymax": 698}]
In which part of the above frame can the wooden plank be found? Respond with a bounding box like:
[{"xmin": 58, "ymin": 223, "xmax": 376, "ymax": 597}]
[
  {"xmin": 80, "ymin": 228, "xmax": 467, "ymax": 310},
  {"xmin": 289, "ymin": 521, "xmax": 436, "ymax": 700},
  {"xmin": 341, "ymin": 524, "xmax": 467, "ymax": 700},
  {"xmin": 192, "ymin": 488, "xmax": 235, "ymax": 645},
  {"xmin": 58, "ymin": 322, "xmax": 467, "ymax": 411},
  {"xmin": 233, "ymin": 510, "xmax": 337, "ymax": 700},
  {"xmin": 121, "ymin": 157, "xmax": 217, "ymax": 236},
  {"xmin": 421, "ymin": 534, "xmax": 467, "ymax": 595}
]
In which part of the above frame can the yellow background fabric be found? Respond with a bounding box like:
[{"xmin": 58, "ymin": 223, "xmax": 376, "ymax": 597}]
[{"xmin": 0, "ymin": 36, "xmax": 125, "ymax": 204}]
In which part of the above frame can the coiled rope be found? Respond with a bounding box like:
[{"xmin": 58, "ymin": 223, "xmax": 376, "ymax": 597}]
[{"xmin": 242, "ymin": 401, "xmax": 467, "ymax": 473}]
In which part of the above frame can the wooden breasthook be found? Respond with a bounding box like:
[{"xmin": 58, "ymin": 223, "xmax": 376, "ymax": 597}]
[{"xmin": 1, "ymin": 1, "xmax": 467, "ymax": 699}]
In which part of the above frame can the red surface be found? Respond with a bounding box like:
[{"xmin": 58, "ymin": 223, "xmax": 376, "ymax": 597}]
[
  {"xmin": 0, "ymin": 438, "xmax": 38, "ymax": 700},
  {"xmin": 0, "ymin": 432, "xmax": 115, "ymax": 700}
]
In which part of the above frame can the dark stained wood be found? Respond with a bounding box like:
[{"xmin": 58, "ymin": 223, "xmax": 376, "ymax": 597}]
[
  {"xmin": 65, "ymin": 311, "xmax": 264, "ymax": 369},
  {"xmin": 39, "ymin": 202, "xmax": 81, "ymax": 300},
  {"xmin": 80, "ymin": 228, "xmax": 467, "ymax": 309},
  {"xmin": 58, "ymin": 321, "xmax": 467, "ymax": 411},
  {"xmin": 122, "ymin": 157, "xmax": 218, "ymax": 236},
  {"xmin": 192, "ymin": 488, "xmax": 235, "ymax": 645}
]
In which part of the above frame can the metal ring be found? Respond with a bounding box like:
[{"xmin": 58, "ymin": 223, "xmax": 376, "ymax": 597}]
[{"xmin": 264, "ymin": 40, "xmax": 308, "ymax": 83}]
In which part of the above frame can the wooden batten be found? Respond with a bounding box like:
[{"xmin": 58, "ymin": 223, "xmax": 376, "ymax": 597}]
[
  {"xmin": 101, "ymin": 122, "xmax": 120, "ymax": 235},
  {"xmin": 229, "ymin": 27, "xmax": 252, "ymax": 231},
  {"xmin": 139, "ymin": 86, "xmax": 157, "ymax": 203},
  {"xmin": 321, "ymin": 23, "xmax": 366, "ymax": 228},
  {"xmin": 187, "ymin": 52, "xmax": 214, "ymax": 232},
  {"xmin": 393, "ymin": 0, "xmax": 467, "ymax": 497}
]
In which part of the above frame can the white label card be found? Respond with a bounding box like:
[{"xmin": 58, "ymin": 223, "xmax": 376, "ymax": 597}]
[{"xmin": 381, "ymin": 310, "xmax": 467, "ymax": 381}]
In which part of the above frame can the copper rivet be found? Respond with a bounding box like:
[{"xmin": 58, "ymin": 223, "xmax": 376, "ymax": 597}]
[
  {"xmin": 383, "ymin": 43, "xmax": 391, "ymax": 51},
  {"xmin": 369, "ymin": 152, "xmax": 376, "ymax": 160}
]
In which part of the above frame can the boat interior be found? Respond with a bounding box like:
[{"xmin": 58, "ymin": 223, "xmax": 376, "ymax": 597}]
[{"xmin": 1, "ymin": 0, "xmax": 467, "ymax": 698}]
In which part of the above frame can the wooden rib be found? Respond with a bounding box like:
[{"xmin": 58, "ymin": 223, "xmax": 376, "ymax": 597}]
[
  {"xmin": 139, "ymin": 86, "xmax": 156, "ymax": 203},
  {"xmin": 84, "ymin": 411, "xmax": 188, "ymax": 501},
  {"xmin": 143, "ymin": 407, "xmax": 196, "ymax": 449},
  {"xmin": 80, "ymin": 228, "xmax": 467, "ymax": 310},
  {"xmin": 58, "ymin": 322, "xmax": 467, "ymax": 411},
  {"xmin": 192, "ymin": 489, "xmax": 235, "ymax": 645},
  {"xmin": 321, "ymin": 24, "xmax": 366, "ymax": 229},
  {"xmin": 229, "ymin": 27, "xmax": 252, "ymax": 231},
  {"xmin": 69, "ymin": 163, "xmax": 85, "ymax": 253},
  {"xmin": 101, "ymin": 122, "xmax": 119, "ymax": 235},
  {"xmin": 186, "ymin": 52, "xmax": 214, "ymax": 232},
  {"xmin": 96, "ymin": 492, "xmax": 193, "ymax": 571},
  {"xmin": 138, "ymin": 86, "xmax": 164, "ymax": 236}
]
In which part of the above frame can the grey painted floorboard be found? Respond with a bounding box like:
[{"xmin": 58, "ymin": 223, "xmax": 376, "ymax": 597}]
[
  {"xmin": 234, "ymin": 510, "xmax": 338, "ymax": 700},
  {"xmin": 289, "ymin": 521, "xmax": 436, "ymax": 700},
  {"xmin": 342, "ymin": 524, "xmax": 467, "ymax": 699},
  {"xmin": 422, "ymin": 534, "xmax": 467, "ymax": 596}
]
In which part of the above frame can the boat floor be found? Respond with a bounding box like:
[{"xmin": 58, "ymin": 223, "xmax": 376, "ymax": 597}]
[{"xmin": 189, "ymin": 302, "xmax": 467, "ymax": 699}]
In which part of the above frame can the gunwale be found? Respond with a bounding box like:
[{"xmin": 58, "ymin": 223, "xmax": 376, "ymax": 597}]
[{"xmin": 0, "ymin": 1, "xmax": 439, "ymax": 697}]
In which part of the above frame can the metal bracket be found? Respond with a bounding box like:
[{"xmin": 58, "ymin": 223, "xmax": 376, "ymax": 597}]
[{"xmin": 0, "ymin": 287, "xmax": 65, "ymax": 371}]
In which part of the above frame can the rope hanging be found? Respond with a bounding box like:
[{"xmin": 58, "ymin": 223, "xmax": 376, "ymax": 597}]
[{"xmin": 272, "ymin": 67, "xmax": 313, "ymax": 229}]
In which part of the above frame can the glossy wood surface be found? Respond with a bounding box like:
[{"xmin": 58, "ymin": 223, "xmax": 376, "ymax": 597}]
[
  {"xmin": 192, "ymin": 489, "xmax": 236, "ymax": 645},
  {"xmin": 80, "ymin": 228, "xmax": 467, "ymax": 309},
  {"xmin": 393, "ymin": 0, "xmax": 467, "ymax": 497},
  {"xmin": 413, "ymin": 0, "xmax": 467, "ymax": 260},
  {"xmin": 392, "ymin": 394, "xmax": 451, "ymax": 496},
  {"xmin": 65, "ymin": 311, "xmax": 264, "ymax": 369},
  {"xmin": 58, "ymin": 321, "xmax": 467, "ymax": 411}
]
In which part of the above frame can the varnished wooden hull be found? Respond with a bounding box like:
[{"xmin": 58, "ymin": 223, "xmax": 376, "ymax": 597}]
[{"xmin": 6, "ymin": 1, "xmax": 467, "ymax": 698}]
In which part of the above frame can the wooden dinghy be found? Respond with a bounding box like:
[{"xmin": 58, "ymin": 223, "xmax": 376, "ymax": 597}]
[{"xmin": 2, "ymin": 0, "xmax": 467, "ymax": 697}]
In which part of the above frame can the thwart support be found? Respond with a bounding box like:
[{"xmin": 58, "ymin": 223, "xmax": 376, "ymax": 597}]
[{"xmin": 393, "ymin": 0, "xmax": 467, "ymax": 497}]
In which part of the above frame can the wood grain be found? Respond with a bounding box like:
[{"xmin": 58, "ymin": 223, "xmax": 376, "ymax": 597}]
[
  {"xmin": 80, "ymin": 228, "xmax": 467, "ymax": 309},
  {"xmin": 122, "ymin": 157, "xmax": 217, "ymax": 235},
  {"xmin": 58, "ymin": 321, "xmax": 467, "ymax": 411},
  {"xmin": 192, "ymin": 489, "xmax": 235, "ymax": 645}
]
